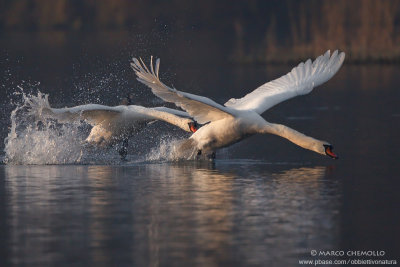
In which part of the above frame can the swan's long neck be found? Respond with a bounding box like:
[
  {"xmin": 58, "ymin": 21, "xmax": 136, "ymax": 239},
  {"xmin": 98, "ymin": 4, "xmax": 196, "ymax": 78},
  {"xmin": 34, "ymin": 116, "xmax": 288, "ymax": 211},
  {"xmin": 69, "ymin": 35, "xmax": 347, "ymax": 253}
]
[
  {"xmin": 259, "ymin": 122, "xmax": 327, "ymax": 155},
  {"xmin": 145, "ymin": 109, "xmax": 191, "ymax": 132}
]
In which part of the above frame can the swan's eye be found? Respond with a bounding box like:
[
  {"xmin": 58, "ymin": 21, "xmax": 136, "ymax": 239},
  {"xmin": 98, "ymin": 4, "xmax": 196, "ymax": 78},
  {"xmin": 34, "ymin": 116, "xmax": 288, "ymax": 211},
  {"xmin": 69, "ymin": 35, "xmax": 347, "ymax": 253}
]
[
  {"xmin": 188, "ymin": 122, "xmax": 198, "ymax": 133},
  {"xmin": 324, "ymin": 144, "xmax": 338, "ymax": 159}
]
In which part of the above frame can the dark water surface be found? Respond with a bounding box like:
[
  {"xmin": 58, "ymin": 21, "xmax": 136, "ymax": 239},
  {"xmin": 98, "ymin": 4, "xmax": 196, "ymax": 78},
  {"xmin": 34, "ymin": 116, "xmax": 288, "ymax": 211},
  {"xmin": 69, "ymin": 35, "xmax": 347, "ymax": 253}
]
[
  {"xmin": 1, "ymin": 163, "xmax": 340, "ymax": 266},
  {"xmin": 1, "ymin": 33, "xmax": 399, "ymax": 266}
]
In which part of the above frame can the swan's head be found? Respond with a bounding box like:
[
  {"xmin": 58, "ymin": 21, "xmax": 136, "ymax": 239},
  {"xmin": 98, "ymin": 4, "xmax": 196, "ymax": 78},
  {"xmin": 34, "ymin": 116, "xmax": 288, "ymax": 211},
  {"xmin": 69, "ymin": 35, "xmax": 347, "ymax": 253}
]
[
  {"xmin": 188, "ymin": 121, "xmax": 198, "ymax": 133},
  {"xmin": 323, "ymin": 144, "xmax": 338, "ymax": 159}
]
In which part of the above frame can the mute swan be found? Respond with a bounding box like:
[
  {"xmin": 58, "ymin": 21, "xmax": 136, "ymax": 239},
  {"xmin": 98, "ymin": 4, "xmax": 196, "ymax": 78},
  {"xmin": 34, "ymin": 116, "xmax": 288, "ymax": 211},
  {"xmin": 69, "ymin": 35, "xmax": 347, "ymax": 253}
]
[
  {"xmin": 131, "ymin": 50, "xmax": 344, "ymax": 159},
  {"xmin": 28, "ymin": 94, "xmax": 198, "ymax": 158},
  {"xmin": 42, "ymin": 104, "xmax": 197, "ymax": 145}
]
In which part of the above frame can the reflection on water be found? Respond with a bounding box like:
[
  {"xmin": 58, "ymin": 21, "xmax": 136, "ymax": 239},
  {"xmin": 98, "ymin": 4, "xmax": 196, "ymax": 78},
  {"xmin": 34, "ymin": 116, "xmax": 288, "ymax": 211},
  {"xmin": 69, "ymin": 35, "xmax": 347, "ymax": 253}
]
[{"xmin": 2, "ymin": 162, "xmax": 340, "ymax": 266}]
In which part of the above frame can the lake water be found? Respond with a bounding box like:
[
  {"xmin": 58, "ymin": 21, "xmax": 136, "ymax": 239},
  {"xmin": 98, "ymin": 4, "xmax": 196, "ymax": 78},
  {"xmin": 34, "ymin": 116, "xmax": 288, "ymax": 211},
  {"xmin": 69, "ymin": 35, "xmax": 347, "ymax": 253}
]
[{"xmin": 0, "ymin": 32, "xmax": 399, "ymax": 266}]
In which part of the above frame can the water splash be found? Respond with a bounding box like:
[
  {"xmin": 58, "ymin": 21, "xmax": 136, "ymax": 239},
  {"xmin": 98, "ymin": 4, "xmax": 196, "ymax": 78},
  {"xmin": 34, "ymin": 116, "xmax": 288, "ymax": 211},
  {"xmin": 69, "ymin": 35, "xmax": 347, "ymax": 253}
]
[
  {"xmin": 145, "ymin": 137, "xmax": 225, "ymax": 162},
  {"xmin": 145, "ymin": 138, "xmax": 196, "ymax": 162},
  {"xmin": 3, "ymin": 91, "xmax": 122, "ymax": 165},
  {"xmin": 3, "ymin": 91, "xmax": 196, "ymax": 165}
]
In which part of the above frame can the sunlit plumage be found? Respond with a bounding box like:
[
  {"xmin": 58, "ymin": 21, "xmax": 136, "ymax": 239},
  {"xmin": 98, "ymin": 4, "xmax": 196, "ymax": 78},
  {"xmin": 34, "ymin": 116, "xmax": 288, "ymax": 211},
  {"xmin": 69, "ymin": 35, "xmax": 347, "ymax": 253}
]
[
  {"xmin": 27, "ymin": 95, "xmax": 196, "ymax": 147},
  {"xmin": 131, "ymin": 50, "xmax": 345, "ymax": 159}
]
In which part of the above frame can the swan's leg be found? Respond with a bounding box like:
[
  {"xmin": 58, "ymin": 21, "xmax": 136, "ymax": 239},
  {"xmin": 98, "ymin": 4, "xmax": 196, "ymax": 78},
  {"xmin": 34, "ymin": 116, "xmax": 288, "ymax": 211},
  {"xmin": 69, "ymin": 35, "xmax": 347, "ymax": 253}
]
[
  {"xmin": 195, "ymin": 150, "xmax": 202, "ymax": 160},
  {"xmin": 118, "ymin": 138, "xmax": 129, "ymax": 160},
  {"xmin": 118, "ymin": 147, "xmax": 127, "ymax": 160},
  {"xmin": 206, "ymin": 151, "xmax": 216, "ymax": 161}
]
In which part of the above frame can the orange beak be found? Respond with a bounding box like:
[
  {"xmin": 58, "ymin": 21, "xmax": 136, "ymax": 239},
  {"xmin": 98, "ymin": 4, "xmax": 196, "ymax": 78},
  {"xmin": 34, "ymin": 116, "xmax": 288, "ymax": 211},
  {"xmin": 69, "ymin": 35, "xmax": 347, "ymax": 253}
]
[
  {"xmin": 324, "ymin": 145, "xmax": 338, "ymax": 159},
  {"xmin": 189, "ymin": 122, "xmax": 198, "ymax": 133}
]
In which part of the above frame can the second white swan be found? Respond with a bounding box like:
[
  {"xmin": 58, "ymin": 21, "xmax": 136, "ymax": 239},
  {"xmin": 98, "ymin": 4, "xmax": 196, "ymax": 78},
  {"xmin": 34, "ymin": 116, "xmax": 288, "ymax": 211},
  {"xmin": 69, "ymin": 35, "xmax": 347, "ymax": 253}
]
[{"xmin": 27, "ymin": 93, "xmax": 198, "ymax": 158}]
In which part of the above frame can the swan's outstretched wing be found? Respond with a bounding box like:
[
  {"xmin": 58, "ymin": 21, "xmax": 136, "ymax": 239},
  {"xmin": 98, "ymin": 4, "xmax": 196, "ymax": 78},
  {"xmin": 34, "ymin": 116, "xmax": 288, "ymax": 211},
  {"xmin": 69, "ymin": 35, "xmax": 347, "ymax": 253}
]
[
  {"xmin": 225, "ymin": 50, "xmax": 345, "ymax": 114},
  {"xmin": 42, "ymin": 104, "xmax": 127, "ymax": 125},
  {"xmin": 131, "ymin": 57, "xmax": 235, "ymax": 124},
  {"xmin": 41, "ymin": 103, "xmax": 195, "ymax": 133}
]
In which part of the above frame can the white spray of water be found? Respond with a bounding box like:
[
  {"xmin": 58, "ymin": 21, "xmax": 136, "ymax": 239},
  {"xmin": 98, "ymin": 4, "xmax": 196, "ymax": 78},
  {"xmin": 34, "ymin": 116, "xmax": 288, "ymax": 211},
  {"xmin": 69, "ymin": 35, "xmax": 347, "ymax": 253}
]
[
  {"xmin": 4, "ymin": 91, "xmax": 84, "ymax": 164},
  {"xmin": 3, "ymin": 91, "xmax": 124, "ymax": 165},
  {"xmin": 145, "ymin": 137, "xmax": 225, "ymax": 162},
  {"xmin": 145, "ymin": 138, "xmax": 193, "ymax": 162},
  {"xmin": 3, "ymin": 91, "xmax": 200, "ymax": 165}
]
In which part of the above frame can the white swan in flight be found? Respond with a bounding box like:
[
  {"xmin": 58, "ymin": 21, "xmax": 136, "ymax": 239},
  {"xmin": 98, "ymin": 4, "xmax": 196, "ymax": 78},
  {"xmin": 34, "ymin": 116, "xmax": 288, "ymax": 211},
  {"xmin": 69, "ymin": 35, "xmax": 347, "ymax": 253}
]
[
  {"xmin": 131, "ymin": 50, "xmax": 345, "ymax": 159},
  {"xmin": 42, "ymin": 104, "xmax": 196, "ymax": 144},
  {"xmin": 28, "ymin": 94, "xmax": 198, "ymax": 157}
]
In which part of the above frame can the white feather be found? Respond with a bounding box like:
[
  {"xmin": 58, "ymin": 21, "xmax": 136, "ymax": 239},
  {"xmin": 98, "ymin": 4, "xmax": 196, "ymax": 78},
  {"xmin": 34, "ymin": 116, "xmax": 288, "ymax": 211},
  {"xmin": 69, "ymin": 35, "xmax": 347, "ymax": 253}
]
[
  {"xmin": 39, "ymin": 103, "xmax": 194, "ymax": 146},
  {"xmin": 131, "ymin": 50, "xmax": 344, "ymax": 159},
  {"xmin": 224, "ymin": 50, "xmax": 345, "ymax": 114},
  {"xmin": 131, "ymin": 58, "xmax": 235, "ymax": 124}
]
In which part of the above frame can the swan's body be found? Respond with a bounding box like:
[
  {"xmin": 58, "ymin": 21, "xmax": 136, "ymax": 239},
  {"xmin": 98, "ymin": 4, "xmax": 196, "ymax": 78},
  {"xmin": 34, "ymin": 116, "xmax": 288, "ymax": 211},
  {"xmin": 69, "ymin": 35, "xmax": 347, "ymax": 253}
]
[
  {"xmin": 131, "ymin": 50, "xmax": 344, "ymax": 159},
  {"xmin": 30, "ymin": 97, "xmax": 196, "ymax": 147}
]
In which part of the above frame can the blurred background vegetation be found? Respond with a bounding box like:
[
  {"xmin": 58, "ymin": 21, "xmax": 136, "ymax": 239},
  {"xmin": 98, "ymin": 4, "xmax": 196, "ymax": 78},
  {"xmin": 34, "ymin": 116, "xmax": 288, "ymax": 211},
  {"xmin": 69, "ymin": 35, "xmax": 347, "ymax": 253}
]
[{"xmin": 1, "ymin": 0, "xmax": 400, "ymax": 63}]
